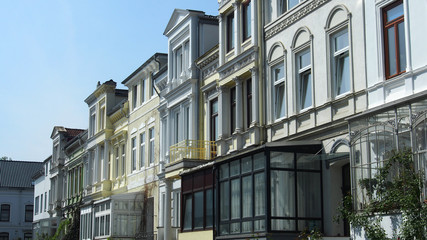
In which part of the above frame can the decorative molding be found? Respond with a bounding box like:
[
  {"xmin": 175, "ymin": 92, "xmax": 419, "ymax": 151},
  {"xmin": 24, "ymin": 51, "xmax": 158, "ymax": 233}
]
[
  {"xmin": 265, "ymin": 0, "xmax": 331, "ymax": 40},
  {"xmin": 202, "ymin": 62, "xmax": 219, "ymax": 79},
  {"xmin": 218, "ymin": 48, "xmax": 256, "ymax": 80}
]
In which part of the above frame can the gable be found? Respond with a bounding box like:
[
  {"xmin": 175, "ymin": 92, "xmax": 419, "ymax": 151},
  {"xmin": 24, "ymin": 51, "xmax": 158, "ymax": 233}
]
[{"xmin": 163, "ymin": 9, "xmax": 190, "ymax": 36}]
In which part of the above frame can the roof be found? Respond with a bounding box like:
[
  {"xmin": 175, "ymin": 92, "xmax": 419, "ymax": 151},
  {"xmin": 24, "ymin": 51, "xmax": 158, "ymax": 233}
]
[
  {"xmin": 122, "ymin": 53, "xmax": 167, "ymax": 85},
  {"xmin": 0, "ymin": 161, "xmax": 44, "ymax": 188}
]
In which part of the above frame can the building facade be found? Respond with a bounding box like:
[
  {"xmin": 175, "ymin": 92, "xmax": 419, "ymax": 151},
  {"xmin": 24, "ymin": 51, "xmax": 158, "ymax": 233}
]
[{"xmin": 1, "ymin": 160, "xmax": 43, "ymax": 240}]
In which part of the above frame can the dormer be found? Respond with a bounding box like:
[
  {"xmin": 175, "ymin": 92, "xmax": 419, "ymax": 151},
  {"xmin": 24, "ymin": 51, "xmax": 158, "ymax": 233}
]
[{"xmin": 163, "ymin": 9, "xmax": 218, "ymax": 92}]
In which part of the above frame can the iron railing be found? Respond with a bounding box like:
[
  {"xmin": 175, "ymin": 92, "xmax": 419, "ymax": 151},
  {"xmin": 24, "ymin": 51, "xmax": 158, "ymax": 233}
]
[{"xmin": 169, "ymin": 140, "xmax": 217, "ymax": 164}]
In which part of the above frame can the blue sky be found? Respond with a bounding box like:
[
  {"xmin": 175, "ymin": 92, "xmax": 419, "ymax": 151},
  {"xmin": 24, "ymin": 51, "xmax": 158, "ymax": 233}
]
[{"xmin": 0, "ymin": 0, "xmax": 219, "ymax": 161}]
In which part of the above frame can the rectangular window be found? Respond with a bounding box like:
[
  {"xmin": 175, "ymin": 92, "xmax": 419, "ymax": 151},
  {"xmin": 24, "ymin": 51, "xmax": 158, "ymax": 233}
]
[
  {"xmin": 132, "ymin": 85, "xmax": 138, "ymax": 110},
  {"xmin": 100, "ymin": 107, "xmax": 105, "ymax": 130},
  {"xmin": 185, "ymin": 106, "xmax": 190, "ymax": 140},
  {"xmin": 25, "ymin": 205, "xmax": 33, "ymax": 222},
  {"xmin": 176, "ymin": 46, "xmax": 183, "ymax": 78},
  {"xmin": 35, "ymin": 197, "xmax": 39, "ymax": 215},
  {"xmin": 90, "ymin": 108, "xmax": 96, "ymax": 137},
  {"xmin": 131, "ymin": 137, "xmax": 136, "ymax": 171},
  {"xmin": 246, "ymin": 79, "xmax": 253, "ymax": 128},
  {"xmin": 297, "ymin": 49, "xmax": 312, "ymax": 110},
  {"xmin": 149, "ymin": 128, "xmax": 155, "ymax": 164},
  {"xmin": 115, "ymin": 147, "xmax": 119, "ymax": 178},
  {"xmin": 243, "ymin": 1, "xmax": 252, "ymax": 41},
  {"xmin": 40, "ymin": 194, "xmax": 43, "ymax": 213},
  {"xmin": 183, "ymin": 194, "xmax": 192, "ymax": 230},
  {"xmin": 272, "ymin": 63, "xmax": 285, "ymax": 119},
  {"xmin": 227, "ymin": 12, "xmax": 235, "ymax": 52},
  {"xmin": 383, "ymin": 0, "xmax": 406, "ymax": 79},
  {"xmin": 332, "ymin": 29, "xmax": 350, "ymax": 96},
  {"xmin": 141, "ymin": 78, "xmax": 146, "ymax": 104},
  {"xmin": 175, "ymin": 112, "xmax": 180, "ymax": 144},
  {"xmin": 24, "ymin": 233, "xmax": 32, "ymax": 240},
  {"xmin": 230, "ymin": 87, "xmax": 236, "ymax": 134},
  {"xmin": 121, "ymin": 144, "xmax": 126, "ymax": 176},
  {"xmin": 0, "ymin": 204, "xmax": 10, "ymax": 222},
  {"xmin": 44, "ymin": 193, "xmax": 47, "ymax": 212},
  {"xmin": 210, "ymin": 99, "xmax": 219, "ymax": 141},
  {"xmin": 0, "ymin": 233, "xmax": 9, "ymax": 240},
  {"xmin": 140, "ymin": 133, "xmax": 145, "ymax": 168}
]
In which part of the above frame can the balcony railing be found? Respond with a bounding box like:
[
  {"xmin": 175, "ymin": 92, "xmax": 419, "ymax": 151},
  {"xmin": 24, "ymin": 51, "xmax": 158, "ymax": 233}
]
[{"xmin": 169, "ymin": 140, "xmax": 217, "ymax": 164}]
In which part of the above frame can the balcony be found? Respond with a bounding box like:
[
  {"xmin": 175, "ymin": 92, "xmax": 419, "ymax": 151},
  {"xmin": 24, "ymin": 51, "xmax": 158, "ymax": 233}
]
[
  {"xmin": 166, "ymin": 140, "xmax": 217, "ymax": 178},
  {"xmin": 169, "ymin": 140, "xmax": 217, "ymax": 164}
]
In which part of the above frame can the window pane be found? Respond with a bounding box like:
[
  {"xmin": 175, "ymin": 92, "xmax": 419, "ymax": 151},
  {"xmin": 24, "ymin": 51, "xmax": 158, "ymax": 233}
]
[
  {"xmin": 271, "ymin": 219, "xmax": 296, "ymax": 231},
  {"xmin": 220, "ymin": 164, "xmax": 229, "ymax": 180},
  {"xmin": 336, "ymin": 54, "xmax": 350, "ymax": 95},
  {"xmin": 231, "ymin": 179, "xmax": 241, "ymax": 219},
  {"xmin": 288, "ymin": 0, "xmax": 299, "ymax": 10},
  {"xmin": 220, "ymin": 224, "xmax": 229, "ymax": 235},
  {"xmin": 220, "ymin": 182, "xmax": 230, "ymax": 220},
  {"xmin": 275, "ymin": 82, "xmax": 285, "ymax": 119},
  {"xmin": 230, "ymin": 222, "xmax": 241, "ymax": 234},
  {"xmin": 297, "ymin": 172, "xmax": 322, "ymax": 218},
  {"xmin": 242, "ymin": 221, "xmax": 253, "ymax": 233},
  {"xmin": 270, "ymin": 151, "xmax": 294, "ymax": 168},
  {"xmin": 300, "ymin": 71, "xmax": 312, "ymax": 109},
  {"xmin": 273, "ymin": 64, "xmax": 284, "ymax": 82},
  {"xmin": 299, "ymin": 51, "xmax": 311, "ymax": 69},
  {"xmin": 254, "ymin": 219, "xmax": 266, "ymax": 231},
  {"xmin": 253, "ymin": 152, "xmax": 265, "ymax": 170},
  {"xmin": 205, "ymin": 189, "xmax": 213, "ymax": 228},
  {"xmin": 230, "ymin": 160, "xmax": 240, "ymax": 176},
  {"xmin": 387, "ymin": 27, "xmax": 397, "ymax": 76},
  {"xmin": 244, "ymin": 2, "xmax": 251, "ymax": 40},
  {"xmin": 386, "ymin": 3, "xmax": 403, "ymax": 22},
  {"xmin": 241, "ymin": 156, "xmax": 252, "ymax": 173},
  {"xmin": 194, "ymin": 191, "xmax": 204, "ymax": 229},
  {"xmin": 298, "ymin": 220, "xmax": 322, "ymax": 232},
  {"xmin": 242, "ymin": 176, "xmax": 252, "ymax": 218},
  {"xmin": 297, "ymin": 153, "xmax": 320, "ymax": 170},
  {"xmin": 254, "ymin": 173, "xmax": 265, "ymax": 216},
  {"xmin": 183, "ymin": 195, "xmax": 192, "ymax": 230},
  {"xmin": 271, "ymin": 170, "xmax": 295, "ymax": 217},
  {"xmin": 398, "ymin": 22, "xmax": 406, "ymax": 72},
  {"xmin": 334, "ymin": 31, "xmax": 349, "ymax": 51}
]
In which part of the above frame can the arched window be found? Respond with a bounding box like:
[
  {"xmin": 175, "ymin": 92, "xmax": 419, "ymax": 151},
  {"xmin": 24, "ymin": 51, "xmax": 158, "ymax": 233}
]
[{"xmin": 268, "ymin": 43, "xmax": 286, "ymax": 121}]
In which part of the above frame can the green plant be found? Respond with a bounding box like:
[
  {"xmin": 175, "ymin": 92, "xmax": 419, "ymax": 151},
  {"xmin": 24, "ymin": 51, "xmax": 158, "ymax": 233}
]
[
  {"xmin": 337, "ymin": 148, "xmax": 427, "ymax": 240},
  {"xmin": 298, "ymin": 227, "xmax": 323, "ymax": 240}
]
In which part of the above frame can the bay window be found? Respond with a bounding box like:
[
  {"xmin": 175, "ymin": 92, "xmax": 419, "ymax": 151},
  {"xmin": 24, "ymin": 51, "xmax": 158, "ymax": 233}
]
[{"xmin": 383, "ymin": 0, "xmax": 406, "ymax": 79}]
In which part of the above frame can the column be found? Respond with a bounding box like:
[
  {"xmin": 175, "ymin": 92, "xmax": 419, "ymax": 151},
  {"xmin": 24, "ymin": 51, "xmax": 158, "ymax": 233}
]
[
  {"xmin": 217, "ymin": 85, "xmax": 227, "ymax": 139},
  {"xmin": 250, "ymin": 67, "xmax": 259, "ymax": 126},
  {"xmin": 403, "ymin": 0, "xmax": 412, "ymax": 72},
  {"xmin": 233, "ymin": 1, "xmax": 241, "ymax": 55},
  {"xmin": 163, "ymin": 179, "xmax": 172, "ymax": 240},
  {"xmin": 234, "ymin": 77, "xmax": 243, "ymax": 133},
  {"xmin": 251, "ymin": 0, "xmax": 258, "ymax": 46},
  {"xmin": 219, "ymin": 14, "xmax": 225, "ymax": 65},
  {"xmin": 103, "ymin": 140, "xmax": 110, "ymax": 181}
]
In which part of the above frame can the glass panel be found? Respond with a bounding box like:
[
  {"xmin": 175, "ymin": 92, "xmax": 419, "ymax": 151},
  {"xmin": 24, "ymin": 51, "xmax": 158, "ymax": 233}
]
[
  {"xmin": 398, "ymin": 21, "xmax": 406, "ymax": 72},
  {"xmin": 273, "ymin": 64, "xmax": 285, "ymax": 82},
  {"xmin": 387, "ymin": 27, "xmax": 397, "ymax": 76},
  {"xmin": 299, "ymin": 51, "xmax": 311, "ymax": 69},
  {"xmin": 220, "ymin": 224, "xmax": 229, "ymax": 235},
  {"xmin": 241, "ymin": 156, "xmax": 252, "ymax": 173},
  {"xmin": 386, "ymin": 3, "xmax": 403, "ymax": 22},
  {"xmin": 220, "ymin": 164, "xmax": 229, "ymax": 180},
  {"xmin": 288, "ymin": 0, "xmax": 299, "ymax": 10},
  {"xmin": 334, "ymin": 30, "xmax": 349, "ymax": 51},
  {"xmin": 271, "ymin": 219, "xmax": 296, "ymax": 231},
  {"xmin": 106, "ymin": 215, "xmax": 110, "ymax": 235},
  {"xmin": 275, "ymin": 82, "xmax": 285, "ymax": 119},
  {"xmin": 297, "ymin": 172, "xmax": 322, "ymax": 218},
  {"xmin": 254, "ymin": 173, "xmax": 265, "ymax": 216},
  {"xmin": 220, "ymin": 182, "xmax": 230, "ymax": 220},
  {"xmin": 297, "ymin": 153, "xmax": 319, "ymax": 170},
  {"xmin": 270, "ymin": 152, "xmax": 294, "ymax": 168},
  {"xmin": 253, "ymin": 152, "xmax": 265, "ymax": 170},
  {"xmin": 230, "ymin": 160, "xmax": 240, "ymax": 177},
  {"xmin": 194, "ymin": 191, "xmax": 203, "ymax": 229},
  {"xmin": 337, "ymin": 53, "xmax": 350, "ymax": 95},
  {"xmin": 298, "ymin": 220, "xmax": 322, "ymax": 232},
  {"xmin": 242, "ymin": 176, "xmax": 253, "ymax": 218},
  {"xmin": 206, "ymin": 189, "xmax": 213, "ymax": 228},
  {"xmin": 254, "ymin": 219, "xmax": 266, "ymax": 231},
  {"xmin": 242, "ymin": 221, "xmax": 253, "ymax": 233},
  {"xmin": 300, "ymin": 71, "xmax": 312, "ymax": 109},
  {"xmin": 231, "ymin": 179, "xmax": 241, "ymax": 219},
  {"xmin": 230, "ymin": 222, "xmax": 241, "ymax": 234},
  {"xmin": 244, "ymin": 2, "xmax": 251, "ymax": 39},
  {"xmin": 271, "ymin": 170, "xmax": 295, "ymax": 217},
  {"xmin": 183, "ymin": 195, "xmax": 192, "ymax": 230}
]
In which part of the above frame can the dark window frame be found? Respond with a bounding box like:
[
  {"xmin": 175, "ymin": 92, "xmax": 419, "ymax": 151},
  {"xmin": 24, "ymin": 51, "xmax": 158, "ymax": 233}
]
[
  {"xmin": 383, "ymin": 0, "xmax": 405, "ymax": 79},
  {"xmin": 230, "ymin": 87, "xmax": 236, "ymax": 134},
  {"xmin": 25, "ymin": 205, "xmax": 33, "ymax": 222},
  {"xmin": 210, "ymin": 98, "xmax": 219, "ymax": 142},
  {"xmin": 181, "ymin": 169, "xmax": 214, "ymax": 232},
  {"xmin": 0, "ymin": 204, "xmax": 10, "ymax": 222}
]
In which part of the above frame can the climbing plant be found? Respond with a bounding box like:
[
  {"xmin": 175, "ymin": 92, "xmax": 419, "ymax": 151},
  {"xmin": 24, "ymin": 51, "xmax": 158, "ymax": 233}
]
[{"xmin": 337, "ymin": 148, "xmax": 427, "ymax": 240}]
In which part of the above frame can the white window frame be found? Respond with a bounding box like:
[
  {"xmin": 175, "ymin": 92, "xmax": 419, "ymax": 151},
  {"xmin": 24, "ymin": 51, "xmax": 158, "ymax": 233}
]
[
  {"xmin": 89, "ymin": 107, "xmax": 96, "ymax": 137},
  {"xmin": 121, "ymin": 144, "xmax": 126, "ymax": 176},
  {"xmin": 141, "ymin": 78, "xmax": 146, "ymax": 104},
  {"xmin": 149, "ymin": 128, "xmax": 155, "ymax": 165},
  {"xmin": 296, "ymin": 48, "xmax": 313, "ymax": 111},
  {"xmin": 131, "ymin": 137, "xmax": 137, "ymax": 172},
  {"xmin": 271, "ymin": 60, "xmax": 286, "ymax": 120},
  {"xmin": 331, "ymin": 28, "xmax": 351, "ymax": 98},
  {"xmin": 140, "ymin": 132, "xmax": 146, "ymax": 169},
  {"xmin": 132, "ymin": 84, "xmax": 138, "ymax": 110}
]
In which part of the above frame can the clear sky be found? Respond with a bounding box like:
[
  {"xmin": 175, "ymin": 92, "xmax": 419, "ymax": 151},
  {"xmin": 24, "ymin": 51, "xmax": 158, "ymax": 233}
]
[{"xmin": 0, "ymin": 0, "xmax": 219, "ymax": 162}]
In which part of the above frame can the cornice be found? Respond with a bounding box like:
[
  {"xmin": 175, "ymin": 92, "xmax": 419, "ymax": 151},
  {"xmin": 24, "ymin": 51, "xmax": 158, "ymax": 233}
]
[
  {"xmin": 265, "ymin": 0, "xmax": 330, "ymax": 40},
  {"xmin": 217, "ymin": 46, "xmax": 257, "ymax": 80}
]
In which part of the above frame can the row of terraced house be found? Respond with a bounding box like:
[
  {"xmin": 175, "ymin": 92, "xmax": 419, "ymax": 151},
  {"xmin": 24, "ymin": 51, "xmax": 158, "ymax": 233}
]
[{"xmin": 32, "ymin": 0, "xmax": 427, "ymax": 239}]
